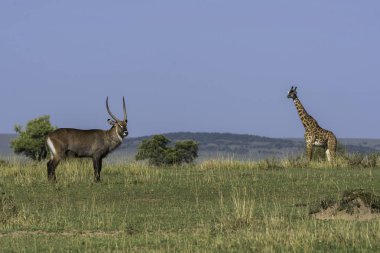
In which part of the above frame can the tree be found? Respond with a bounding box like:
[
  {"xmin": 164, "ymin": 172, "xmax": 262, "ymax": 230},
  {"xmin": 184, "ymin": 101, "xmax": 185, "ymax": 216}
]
[
  {"xmin": 11, "ymin": 115, "xmax": 56, "ymax": 161},
  {"xmin": 135, "ymin": 135, "xmax": 171, "ymax": 166},
  {"xmin": 135, "ymin": 135, "xmax": 198, "ymax": 166},
  {"xmin": 172, "ymin": 140, "xmax": 198, "ymax": 164}
]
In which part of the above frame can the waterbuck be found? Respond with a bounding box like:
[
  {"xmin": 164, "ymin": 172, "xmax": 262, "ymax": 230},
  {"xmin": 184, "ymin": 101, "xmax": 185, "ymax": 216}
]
[{"xmin": 46, "ymin": 97, "xmax": 128, "ymax": 182}]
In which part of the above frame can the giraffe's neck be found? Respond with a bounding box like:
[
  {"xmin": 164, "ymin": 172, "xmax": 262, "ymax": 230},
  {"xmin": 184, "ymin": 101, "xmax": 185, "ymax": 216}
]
[{"xmin": 293, "ymin": 97, "xmax": 318, "ymax": 130}]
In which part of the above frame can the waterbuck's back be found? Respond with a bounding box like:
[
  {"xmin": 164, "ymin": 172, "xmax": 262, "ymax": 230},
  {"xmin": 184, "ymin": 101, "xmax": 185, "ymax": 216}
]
[{"xmin": 47, "ymin": 128, "xmax": 110, "ymax": 158}]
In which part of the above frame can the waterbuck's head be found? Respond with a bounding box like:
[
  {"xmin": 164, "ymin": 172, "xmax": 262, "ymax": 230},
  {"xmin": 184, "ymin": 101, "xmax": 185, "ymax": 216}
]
[
  {"xmin": 287, "ymin": 86, "xmax": 298, "ymax": 100},
  {"xmin": 106, "ymin": 97, "xmax": 128, "ymax": 139}
]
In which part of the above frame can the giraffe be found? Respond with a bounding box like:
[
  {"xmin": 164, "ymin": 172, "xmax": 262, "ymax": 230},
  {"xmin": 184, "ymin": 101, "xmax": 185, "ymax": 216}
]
[{"xmin": 287, "ymin": 86, "xmax": 337, "ymax": 162}]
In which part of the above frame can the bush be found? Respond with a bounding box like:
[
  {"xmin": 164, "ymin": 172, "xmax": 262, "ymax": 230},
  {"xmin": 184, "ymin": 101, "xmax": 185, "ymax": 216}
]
[
  {"xmin": 11, "ymin": 115, "xmax": 56, "ymax": 161},
  {"xmin": 135, "ymin": 135, "xmax": 171, "ymax": 166},
  {"xmin": 171, "ymin": 140, "xmax": 199, "ymax": 164},
  {"xmin": 136, "ymin": 135, "xmax": 198, "ymax": 166}
]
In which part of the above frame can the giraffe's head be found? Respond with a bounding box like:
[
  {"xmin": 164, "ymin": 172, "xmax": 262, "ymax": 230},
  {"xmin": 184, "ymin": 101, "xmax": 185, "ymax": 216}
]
[{"xmin": 287, "ymin": 86, "xmax": 298, "ymax": 99}]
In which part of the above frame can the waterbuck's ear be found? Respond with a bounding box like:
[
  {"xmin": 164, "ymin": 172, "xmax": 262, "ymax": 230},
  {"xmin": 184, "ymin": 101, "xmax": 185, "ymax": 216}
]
[{"xmin": 107, "ymin": 119, "xmax": 116, "ymax": 126}]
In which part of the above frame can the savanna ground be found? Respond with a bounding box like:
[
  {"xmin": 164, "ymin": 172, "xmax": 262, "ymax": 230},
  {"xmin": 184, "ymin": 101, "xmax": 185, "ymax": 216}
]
[{"xmin": 1, "ymin": 156, "xmax": 380, "ymax": 252}]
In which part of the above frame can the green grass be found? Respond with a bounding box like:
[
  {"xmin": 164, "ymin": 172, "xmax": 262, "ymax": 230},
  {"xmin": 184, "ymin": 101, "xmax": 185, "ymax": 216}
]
[{"xmin": 1, "ymin": 158, "xmax": 380, "ymax": 252}]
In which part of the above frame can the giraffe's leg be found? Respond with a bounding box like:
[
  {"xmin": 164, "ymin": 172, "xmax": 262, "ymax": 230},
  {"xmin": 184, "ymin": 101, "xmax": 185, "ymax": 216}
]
[
  {"xmin": 327, "ymin": 135, "xmax": 337, "ymax": 162},
  {"xmin": 325, "ymin": 149, "xmax": 331, "ymax": 162},
  {"xmin": 306, "ymin": 143, "xmax": 313, "ymax": 161}
]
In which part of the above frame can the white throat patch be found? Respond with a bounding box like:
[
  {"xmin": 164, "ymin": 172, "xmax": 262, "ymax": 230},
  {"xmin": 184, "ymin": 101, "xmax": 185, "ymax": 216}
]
[{"xmin": 115, "ymin": 127, "xmax": 123, "ymax": 142}]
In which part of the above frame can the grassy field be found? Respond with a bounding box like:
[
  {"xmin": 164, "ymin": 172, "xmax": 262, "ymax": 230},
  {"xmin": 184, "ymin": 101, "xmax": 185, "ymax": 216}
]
[{"xmin": 1, "ymin": 157, "xmax": 380, "ymax": 252}]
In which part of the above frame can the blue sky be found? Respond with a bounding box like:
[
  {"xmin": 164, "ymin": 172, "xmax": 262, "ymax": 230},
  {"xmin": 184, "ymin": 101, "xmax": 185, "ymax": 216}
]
[{"xmin": 1, "ymin": 0, "xmax": 380, "ymax": 138}]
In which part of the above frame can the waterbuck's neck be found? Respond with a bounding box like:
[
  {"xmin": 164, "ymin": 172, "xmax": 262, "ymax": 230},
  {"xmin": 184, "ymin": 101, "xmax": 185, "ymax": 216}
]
[{"xmin": 105, "ymin": 127, "xmax": 124, "ymax": 150}]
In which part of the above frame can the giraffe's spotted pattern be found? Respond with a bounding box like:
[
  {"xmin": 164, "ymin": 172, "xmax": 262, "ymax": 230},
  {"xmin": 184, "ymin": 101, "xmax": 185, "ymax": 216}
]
[{"xmin": 288, "ymin": 87, "xmax": 337, "ymax": 162}]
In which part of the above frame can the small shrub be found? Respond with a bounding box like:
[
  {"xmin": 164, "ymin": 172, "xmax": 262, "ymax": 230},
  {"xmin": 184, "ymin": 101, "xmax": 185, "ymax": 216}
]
[
  {"xmin": 11, "ymin": 115, "xmax": 56, "ymax": 161},
  {"xmin": 172, "ymin": 140, "xmax": 198, "ymax": 164},
  {"xmin": 136, "ymin": 135, "xmax": 198, "ymax": 166}
]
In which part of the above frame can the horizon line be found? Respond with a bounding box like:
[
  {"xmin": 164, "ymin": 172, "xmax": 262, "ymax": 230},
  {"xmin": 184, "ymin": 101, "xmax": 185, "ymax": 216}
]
[{"xmin": 1, "ymin": 131, "xmax": 380, "ymax": 140}]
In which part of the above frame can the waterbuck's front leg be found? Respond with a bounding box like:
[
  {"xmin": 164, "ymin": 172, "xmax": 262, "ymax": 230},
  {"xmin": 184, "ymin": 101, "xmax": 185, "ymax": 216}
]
[{"xmin": 92, "ymin": 157, "xmax": 102, "ymax": 182}]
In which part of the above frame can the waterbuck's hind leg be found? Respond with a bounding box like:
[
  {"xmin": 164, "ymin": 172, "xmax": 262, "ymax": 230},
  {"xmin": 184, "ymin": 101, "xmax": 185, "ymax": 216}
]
[
  {"xmin": 47, "ymin": 160, "xmax": 52, "ymax": 180},
  {"xmin": 93, "ymin": 157, "xmax": 102, "ymax": 182},
  {"xmin": 46, "ymin": 137, "xmax": 61, "ymax": 181},
  {"xmin": 47, "ymin": 157, "xmax": 60, "ymax": 181}
]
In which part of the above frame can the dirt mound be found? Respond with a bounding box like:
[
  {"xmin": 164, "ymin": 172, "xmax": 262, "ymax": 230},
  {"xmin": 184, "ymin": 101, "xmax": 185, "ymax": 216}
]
[{"xmin": 310, "ymin": 189, "xmax": 380, "ymax": 221}]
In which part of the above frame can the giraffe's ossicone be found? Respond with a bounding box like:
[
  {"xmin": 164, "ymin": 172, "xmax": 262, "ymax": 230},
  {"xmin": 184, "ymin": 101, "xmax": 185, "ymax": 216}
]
[{"xmin": 287, "ymin": 86, "xmax": 337, "ymax": 162}]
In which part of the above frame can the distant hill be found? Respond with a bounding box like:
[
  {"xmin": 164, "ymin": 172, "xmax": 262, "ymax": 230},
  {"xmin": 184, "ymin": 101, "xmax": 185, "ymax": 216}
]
[
  {"xmin": 120, "ymin": 132, "xmax": 304, "ymax": 160},
  {"xmin": 0, "ymin": 134, "xmax": 15, "ymax": 156},
  {"xmin": 1, "ymin": 132, "xmax": 380, "ymax": 160}
]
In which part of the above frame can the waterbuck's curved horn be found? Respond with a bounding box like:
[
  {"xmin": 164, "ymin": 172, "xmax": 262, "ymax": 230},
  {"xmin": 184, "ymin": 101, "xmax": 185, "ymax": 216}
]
[
  {"xmin": 106, "ymin": 97, "xmax": 119, "ymax": 121},
  {"xmin": 123, "ymin": 96, "xmax": 127, "ymax": 121}
]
